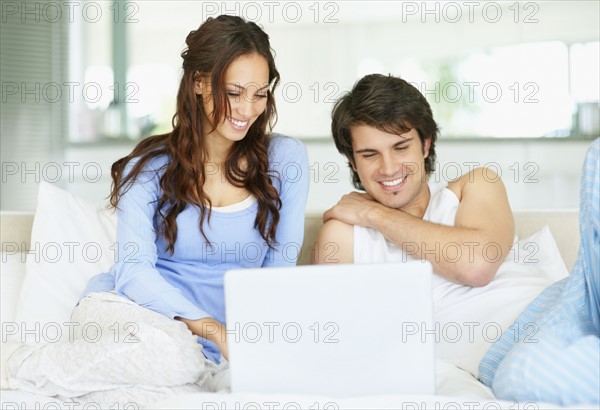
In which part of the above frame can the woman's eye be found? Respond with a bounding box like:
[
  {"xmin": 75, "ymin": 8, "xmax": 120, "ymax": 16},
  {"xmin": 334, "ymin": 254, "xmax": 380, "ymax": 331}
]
[{"xmin": 227, "ymin": 92, "xmax": 241, "ymax": 97}]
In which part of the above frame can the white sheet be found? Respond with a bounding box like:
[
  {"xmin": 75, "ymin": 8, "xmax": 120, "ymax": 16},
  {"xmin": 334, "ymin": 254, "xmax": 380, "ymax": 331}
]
[
  {"xmin": 150, "ymin": 359, "xmax": 595, "ymax": 409},
  {"xmin": 0, "ymin": 359, "xmax": 487, "ymax": 408},
  {"xmin": 1, "ymin": 389, "xmax": 68, "ymax": 408},
  {"xmin": 2, "ymin": 360, "xmax": 594, "ymax": 409},
  {"xmin": 151, "ymin": 393, "xmax": 595, "ymax": 410}
]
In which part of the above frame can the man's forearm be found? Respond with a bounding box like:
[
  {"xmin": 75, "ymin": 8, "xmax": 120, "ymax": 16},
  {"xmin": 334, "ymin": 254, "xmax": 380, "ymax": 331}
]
[{"xmin": 366, "ymin": 205, "xmax": 506, "ymax": 286}]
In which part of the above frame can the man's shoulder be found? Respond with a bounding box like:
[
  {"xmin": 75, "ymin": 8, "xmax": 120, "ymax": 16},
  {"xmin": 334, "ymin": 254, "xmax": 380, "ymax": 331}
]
[{"xmin": 446, "ymin": 166, "xmax": 504, "ymax": 201}]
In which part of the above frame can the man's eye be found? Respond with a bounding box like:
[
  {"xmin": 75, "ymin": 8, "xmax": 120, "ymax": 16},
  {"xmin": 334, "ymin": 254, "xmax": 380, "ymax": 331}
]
[{"xmin": 395, "ymin": 146, "xmax": 407, "ymax": 151}]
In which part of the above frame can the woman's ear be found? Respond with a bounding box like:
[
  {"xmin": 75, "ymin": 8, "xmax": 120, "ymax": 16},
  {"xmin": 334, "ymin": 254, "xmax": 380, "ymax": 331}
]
[
  {"xmin": 194, "ymin": 72, "xmax": 204, "ymax": 95},
  {"xmin": 194, "ymin": 79, "xmax": 203, "ymax": 95}
]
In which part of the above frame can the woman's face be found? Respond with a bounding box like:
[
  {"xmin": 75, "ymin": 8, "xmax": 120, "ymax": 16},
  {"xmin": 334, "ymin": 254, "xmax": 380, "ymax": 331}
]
[{"xmin": 196, "ymin": 53, "xmax": 270, "ymax": 146}]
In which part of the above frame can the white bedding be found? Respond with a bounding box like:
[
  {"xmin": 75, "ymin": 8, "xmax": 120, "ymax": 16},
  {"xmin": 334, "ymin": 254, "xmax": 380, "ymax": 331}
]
[
  {"xmin": 2, "ymin": 390, "xmax": 595, "ymax": 410},
  {"xmin": 152, "ymin": 394, "xmax": 591, "ymax": 410},
  {"xmin": 150, "ymin": 361, "xmax": 586, "ymax": 410},
  {"xmin": 1, "ymin": 241, "xmax": 591, "ymax": 410},
  {"xmin": 0, "ymin": 192, "xmax": 593, "ymax": 409},
  {"xmin": 0, "ymin": 360, "xmax": 493, "ymax": 409}
]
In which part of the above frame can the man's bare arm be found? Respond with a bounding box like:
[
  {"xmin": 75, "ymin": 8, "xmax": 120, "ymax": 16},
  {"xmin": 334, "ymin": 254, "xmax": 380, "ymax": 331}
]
[{"xmin": 323, "ymin": 168, "xmax": 514, "ymax": 286}]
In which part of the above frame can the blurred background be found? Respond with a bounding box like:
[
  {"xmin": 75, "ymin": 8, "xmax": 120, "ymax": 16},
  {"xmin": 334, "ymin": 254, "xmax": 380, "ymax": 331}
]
[{"xmin": 1, "ymin": 0, "xmax": 599, "ymax": 213}]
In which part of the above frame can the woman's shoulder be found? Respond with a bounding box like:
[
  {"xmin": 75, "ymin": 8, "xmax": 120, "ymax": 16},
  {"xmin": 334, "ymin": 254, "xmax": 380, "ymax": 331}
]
[
  {"xmin": 268, "ymin": 134, "xmax": 307, "ymax": 163},
  {"xmin": 122, "ymin": 152, "xmax": 171, "ymax": 184},
  {"xmin": 127, "ymin": 150, "xmax": 170, "ymax": 168},
  {"xmin": 267, "ymin": 134, "xmax": 309, "ymax": 191}
]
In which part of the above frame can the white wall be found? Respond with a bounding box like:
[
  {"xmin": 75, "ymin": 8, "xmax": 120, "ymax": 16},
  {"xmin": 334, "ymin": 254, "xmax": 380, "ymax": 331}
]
[
  {"xmin": 301, "ymin": 138, "xmax": 590, "ymax": 213},
  {"xmin": 61, "ymin": 138, "xmax": 592, "ymax": 214},
  {"xmin": 2, "ymin": 1, "xmax": 596, "ymax": 212}
]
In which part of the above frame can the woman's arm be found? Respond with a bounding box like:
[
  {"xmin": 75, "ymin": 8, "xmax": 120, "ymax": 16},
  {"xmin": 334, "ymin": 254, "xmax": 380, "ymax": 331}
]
[
  {"xmin": 177, "ymin": 317, "xmax": 228, "ymax": 360},
  {"xmin": 262, "ymin": 136, "xmax": 310, "ymax": 267},
  {"xmin": 111, "ymin": 158, "xmax": 211, "ymax": 321}
]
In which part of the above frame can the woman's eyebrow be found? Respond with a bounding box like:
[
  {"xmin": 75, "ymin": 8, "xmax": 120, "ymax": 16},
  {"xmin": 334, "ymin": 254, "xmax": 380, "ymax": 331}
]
[{"xmin": 226, "ymin": 83, "xmax": 270, "ymax": 91}]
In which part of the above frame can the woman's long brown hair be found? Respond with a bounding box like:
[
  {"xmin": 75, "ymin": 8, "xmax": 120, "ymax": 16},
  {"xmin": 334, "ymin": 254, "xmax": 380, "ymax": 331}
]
[{"xmin": 109, "ymin": 15, "xmax": 282, "ymax": 254}]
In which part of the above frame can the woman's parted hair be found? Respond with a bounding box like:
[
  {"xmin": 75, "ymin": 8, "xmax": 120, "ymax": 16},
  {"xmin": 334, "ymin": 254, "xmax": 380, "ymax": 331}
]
[
  {"xmin": 109, "ymin": 15, "xmax": 281, "ymax": 254},
  {"xmin": 331, "ymin": 74, "xmax": 439, "ymax": 190}
]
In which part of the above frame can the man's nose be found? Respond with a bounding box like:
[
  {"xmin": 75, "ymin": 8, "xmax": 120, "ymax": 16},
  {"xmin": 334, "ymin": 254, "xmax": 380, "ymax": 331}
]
[{"xmin": 379, "ymin": 154, "xmax": 397, "ymax": 176}]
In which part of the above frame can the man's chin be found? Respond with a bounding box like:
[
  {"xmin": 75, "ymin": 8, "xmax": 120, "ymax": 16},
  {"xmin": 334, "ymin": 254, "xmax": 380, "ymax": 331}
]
[{"xmin": 372, "ymin": 194, "xmax": 406, "ymax": 210}]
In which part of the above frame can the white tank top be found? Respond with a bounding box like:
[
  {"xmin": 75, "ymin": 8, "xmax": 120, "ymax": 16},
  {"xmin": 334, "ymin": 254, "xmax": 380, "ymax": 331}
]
[
  {"xmin": 355, "ymin": 181, "xmax": 458, "ymax": 254},
  {"xmin": 354, "ymin": 181, "xmax": 462, "ymax": 299},
  {"xmin": 353, "ymin": 180, "xmax": 555, "ymax": 377}
]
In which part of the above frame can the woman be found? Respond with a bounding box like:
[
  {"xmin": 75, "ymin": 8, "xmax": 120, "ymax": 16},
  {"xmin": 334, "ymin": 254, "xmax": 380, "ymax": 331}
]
[{"xmin": 8, "ymin": 15, "xmax": 309, "ymax": 397}]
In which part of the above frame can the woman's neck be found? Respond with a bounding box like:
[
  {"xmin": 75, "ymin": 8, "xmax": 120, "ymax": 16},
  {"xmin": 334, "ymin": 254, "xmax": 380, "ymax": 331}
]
[{"xmin": 204, "ymin": 135, "xmax": 234, "ymax": 165}]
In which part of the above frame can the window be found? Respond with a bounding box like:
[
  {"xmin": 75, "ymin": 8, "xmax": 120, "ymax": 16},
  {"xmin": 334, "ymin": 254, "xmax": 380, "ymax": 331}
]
[{"xmin": 69, "ymin": 1, "xmax": 599, "ymax": 142}]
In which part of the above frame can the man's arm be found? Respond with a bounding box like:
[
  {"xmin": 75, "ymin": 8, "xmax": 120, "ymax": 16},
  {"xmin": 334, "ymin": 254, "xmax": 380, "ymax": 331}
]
[
  {"xmin": 323, "ymin": 168, "xmax": 514, "ymax": 286},
  {"xmin": 311, "ymin": 219, "xmax": 354, "ymax": 264}
]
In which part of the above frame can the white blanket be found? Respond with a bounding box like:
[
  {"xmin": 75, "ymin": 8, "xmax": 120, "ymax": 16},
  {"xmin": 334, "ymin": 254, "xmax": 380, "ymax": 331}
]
[{"xmin": 5, "ymin": 291, "xmax": 228, "ymax": 408}]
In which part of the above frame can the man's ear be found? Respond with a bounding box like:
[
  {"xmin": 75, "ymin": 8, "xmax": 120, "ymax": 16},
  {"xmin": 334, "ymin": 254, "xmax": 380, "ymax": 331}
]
[
  {"xmin": 349, "ymin": 156, "xmax": 357, "ymax": 172},
  {"xmin": 423, "ymin": 137, "xmax": 432, "ymax": 159}
]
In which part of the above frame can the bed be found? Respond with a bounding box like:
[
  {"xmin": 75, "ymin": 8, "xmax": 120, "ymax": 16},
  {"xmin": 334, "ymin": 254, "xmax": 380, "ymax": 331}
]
[{"xmin": 1, "ymin": 182, "xmax": 587, "ymax": 409}]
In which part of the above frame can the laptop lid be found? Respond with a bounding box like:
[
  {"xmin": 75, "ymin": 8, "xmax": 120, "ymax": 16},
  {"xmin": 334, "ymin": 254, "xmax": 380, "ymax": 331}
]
[{"xmin": 224, "ymin": 262, "xmax": 435, "ymax": 397}]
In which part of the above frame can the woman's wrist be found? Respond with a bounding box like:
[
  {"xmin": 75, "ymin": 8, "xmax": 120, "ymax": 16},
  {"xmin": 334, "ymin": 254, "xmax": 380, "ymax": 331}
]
[
  {"xmin": 200, "ymin": 318, "xmax": 226, "ymax": 344},
  {"xmin": 178, "ymin": 317, "xmax": 229, "ymax": 360},
  {"xmin": 179, "ymin": 317, "xmax": 226, "ymax": 343}
]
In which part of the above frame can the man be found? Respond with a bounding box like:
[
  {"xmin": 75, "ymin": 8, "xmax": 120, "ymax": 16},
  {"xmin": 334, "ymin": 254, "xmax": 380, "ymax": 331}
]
[
  {"xmin": 313, "ymin": 73, "xmax": 599, "ymax": 406},
  {"xmin": 312, "ymin": 74, "xmax": 514, "ymax": 287}
]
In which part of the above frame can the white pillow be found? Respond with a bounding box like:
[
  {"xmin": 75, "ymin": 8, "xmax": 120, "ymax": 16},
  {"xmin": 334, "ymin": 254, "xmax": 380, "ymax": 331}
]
[
  {"xmin": 1, "ymin": 252, "xmax": 26, "ymax": 326},
  {"xmin": 434, "ymin": 226, "xmax": 569, "ymax": 378},
  {"xmin": 14, "ymin": 182, "xmax": 116, "ymax": 344},
  {"xmin": 510, "ymin": 225, "xmax": 569, "ymax": 281},
  {"xmin": 1, "ymin": 250, "xmax": 26, "ymax": 389}
]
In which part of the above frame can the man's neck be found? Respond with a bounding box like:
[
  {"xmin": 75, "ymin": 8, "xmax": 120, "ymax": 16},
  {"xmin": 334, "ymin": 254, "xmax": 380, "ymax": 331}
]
[{"xmin": 400, "ymin": 182, "xmax": 431, "ymax": 219}]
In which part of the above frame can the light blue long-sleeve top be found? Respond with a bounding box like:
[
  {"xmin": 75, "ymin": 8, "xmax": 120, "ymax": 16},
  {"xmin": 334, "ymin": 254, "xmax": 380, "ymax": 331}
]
[{"xmin": 82, "ymin": 135, "xmax": 310, "ymax": 363}]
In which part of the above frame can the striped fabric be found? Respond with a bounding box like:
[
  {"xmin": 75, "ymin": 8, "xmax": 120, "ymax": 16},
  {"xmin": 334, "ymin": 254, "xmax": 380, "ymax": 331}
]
[{"xmin": 479, "ymin": 138, "xmax": 600, "ymax": 405}]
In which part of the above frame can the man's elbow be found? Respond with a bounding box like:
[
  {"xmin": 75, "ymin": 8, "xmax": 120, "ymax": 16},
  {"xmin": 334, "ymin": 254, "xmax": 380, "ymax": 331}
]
[{"xmin": 460, "ymin": 261, "xmax": 499, "ymax": 287}]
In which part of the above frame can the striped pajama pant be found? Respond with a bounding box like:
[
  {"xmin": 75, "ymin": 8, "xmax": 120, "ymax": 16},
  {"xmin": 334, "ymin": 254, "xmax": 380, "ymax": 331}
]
[{"xmin": 479, "ymin": 138, "xmax": 600, "ymax": 406}]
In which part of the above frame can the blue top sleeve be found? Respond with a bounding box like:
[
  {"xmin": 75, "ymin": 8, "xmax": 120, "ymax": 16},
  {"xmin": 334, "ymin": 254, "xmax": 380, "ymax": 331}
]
[
  {"xmin": 110, "ymin": 157, "xmax": 209, "ymax": 320},
  {"xmin": 83, "ymin": 134, "xmax": 310, "ymax": 332},
  {"xmin": 262, "ymin": 136, "xmax": 310, "ymax": 267}
]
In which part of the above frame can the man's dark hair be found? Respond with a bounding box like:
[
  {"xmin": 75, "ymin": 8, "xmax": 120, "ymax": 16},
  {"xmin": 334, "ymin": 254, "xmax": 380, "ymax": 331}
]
[{"xmin": 331, "ymin": 74, "xmax": 439, "ymax": 190}]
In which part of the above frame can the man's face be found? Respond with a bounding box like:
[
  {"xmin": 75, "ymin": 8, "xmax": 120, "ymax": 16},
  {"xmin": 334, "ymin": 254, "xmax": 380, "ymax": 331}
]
[{"xmin": 350, "ymin": 125, "xmax": 431, "ymax": 212}]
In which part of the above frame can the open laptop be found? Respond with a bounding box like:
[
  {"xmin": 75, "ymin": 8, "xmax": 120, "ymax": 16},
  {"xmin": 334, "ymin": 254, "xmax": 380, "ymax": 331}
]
[{"xmin": 223, "ymin": 262, "xmax": 435, "ymax": 397}]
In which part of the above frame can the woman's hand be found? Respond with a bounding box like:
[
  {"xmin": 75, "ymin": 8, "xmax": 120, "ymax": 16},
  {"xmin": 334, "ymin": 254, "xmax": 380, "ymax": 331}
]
[{"xmin": 178, "ymin": 317, "xmax": 229, "ymax": 361}]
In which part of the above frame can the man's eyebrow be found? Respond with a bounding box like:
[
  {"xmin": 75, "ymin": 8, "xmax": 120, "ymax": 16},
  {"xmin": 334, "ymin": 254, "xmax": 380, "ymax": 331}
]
[
  {"xmin": 354, "ymin": 136, "xmax": 414, "ymax": 154},
  {"xmin": 354, "ymin": 148, "xmax": 378, "ymax": 154},
  {"xmin": 226, "ymin": 83, "xmax": 270, "ymax": 91},
  {"xmin": 393, "ymin": 136, "xmax": 414, "ymax": 146}
]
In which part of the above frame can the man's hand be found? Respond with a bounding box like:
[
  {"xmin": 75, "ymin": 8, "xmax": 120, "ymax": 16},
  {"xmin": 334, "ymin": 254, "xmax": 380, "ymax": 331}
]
[
  {"xmin": 323, "ymin": 191, "xmax": 382, "ymax": 227},
  {"xmin": 178, "ymin": 317, "xmax": 229, "ymax": 361}
]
